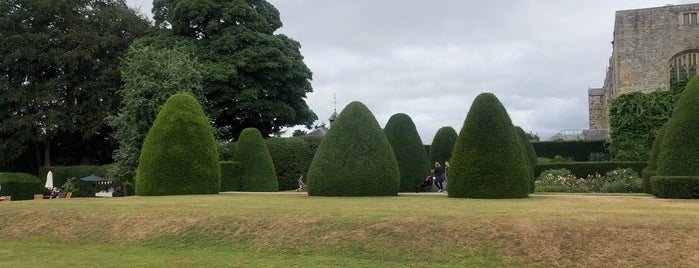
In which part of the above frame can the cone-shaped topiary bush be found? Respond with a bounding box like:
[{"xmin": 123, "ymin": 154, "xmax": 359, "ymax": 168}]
[
  {"xmin": 642, "ymin": 124, "xmax": 667, "ymax": 193},
  {"xmin": 234, "ymin": 128, "xmax": 278, "ymax": 192},
  {"xmin": 448, "ymin": 93, "xmax": 530, "ymax": 198},
  {"xmin": 307, "ymin": 101, "xmax": 400, "ymax": 196},
  {"xmin": 136, "ymin": 93, "xmax": 220, "ymax": 196},
  {"xmin": 384, "ymin": 113, "xmax": 431, "ymax": 192},
  {"xmin": 515, "ymin": 126, "xmax": 537, "ymax": 193},
  {"xmin": 656, "ymin": 75, "xmax": 699, "ymax": 176},
  {"xmin": 428, "ymin": 126, "xmax": 458, "ymax": 165}
]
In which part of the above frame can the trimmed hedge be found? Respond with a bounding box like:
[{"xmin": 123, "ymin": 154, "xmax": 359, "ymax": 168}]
[
  {"xmin": 136, "ymin": 93, "xmax": 221, "ymax": 196},
  {"xmin": 657, "ymin": 75, "xmax": 699, "ymax": 176},
  {"xmin": 642, "ymin": 124, "xmax": 667, "ymax": 193},
  {"xmin": 234, "ymin": 128, "xmax": 278, "ymax": 192},
  {"xmin": 449, "ymin": 93, "xmax": 529, "ymax": 198},
  {"xmin": 531, "ymin": 140, "xmax": 607, "ymax": 161},
  {"xmin": 0, "ymin": 172, "xmax": 43, "ymax": 200},
  {"xmin": 220, "ymin": 161, "xmax": 242, "ymax": 191},
  {"xmin": 384, "ymin": 113, "xmax": 431, "ymax": 192},
  {"xmin": 534, "ymin": 161, "xmax": 647, "ymax": 179},
  {"xmin": 266, "ymin": 137, "xmax": 313, "ymax": 191},
  {"xmin": 516, "ymin": 126, "xmax": 537, "ymax": 192},
  {"xmin": 651, "ymin": 176, "xmax": 699, "ymax": 199},
  {"xmin": 428, "ymin": 126, "xmax": 458, "ymax": 165},
  {"xmin": 307, "ymin": 101, "xmax": 400, "ymax": 196}
]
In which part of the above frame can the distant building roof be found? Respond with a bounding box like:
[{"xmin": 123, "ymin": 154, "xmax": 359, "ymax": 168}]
[
  {"xmin": 307, "ymin": 126, "xmax": 328, "ymax": 136},
  {"xmin": 588, "ymin": 87, "xmax": 604, "ymax": 96}
]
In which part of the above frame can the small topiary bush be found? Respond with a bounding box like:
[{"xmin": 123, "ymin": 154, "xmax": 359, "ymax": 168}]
[
  {"xmin": 428, "ymin": 126, "xmax": 458, "ymax": 165},
  {"xmin": 448, "ymin": 93, "xmax": 530, "ymax": 198},
  {"xmin": 651, "ymin": 176, "xmax": 699, "ymax": 199},
  {"xmin": 0, "ymin": 172, "xmax": 43, "ymax": 200},
  {"xmin": 307, "ymin": 101, "xmax": 399, "ymax": 196},
  {"xmin": 136, "ymin": 93, "xmax": 221, "ymax": 196},
  {"xmin": 234, "ymin": 128, "xmax": 278, "ymax": 192},
  {"xmin": 384, "ymin": 113, "xmax": 431, "ymax": 192},
  {"xmin": 600, "ymin": 168, "xmax": 642, "ymax": 193},
  {"xmin": 220, "ymin": 161, "xmax": 242, "ymax": 191}
]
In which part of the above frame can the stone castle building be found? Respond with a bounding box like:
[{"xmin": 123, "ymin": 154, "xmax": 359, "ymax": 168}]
[{"xmin": 589, "ymin": 3, "xmax": 699, "ymax": 131}]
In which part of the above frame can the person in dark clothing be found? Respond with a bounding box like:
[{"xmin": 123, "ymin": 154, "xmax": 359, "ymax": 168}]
[{"xmin": 433, "ymin": 162, "xmax": 445, "ymax": 192}]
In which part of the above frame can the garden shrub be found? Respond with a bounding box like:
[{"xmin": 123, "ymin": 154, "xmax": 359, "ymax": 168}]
[
  {"xmin": 531, "ymin": 140, "xmax": 606, "ymax": 161},
  {"xmin": 136, "ymin": 93, "xmax": 221, "ymax": 196},
  {"xmin": 307, "ymin": 101, "xmax": 399, "ymax": 196},
  {"xmin": 588, "ymin": 152, "xmax": 610, "ymax": 161},
  {"xmin": 516, "ymin": 126, "xmax": 537, "ymax": 192},
  {"xmin": 428, "ymin": 126, "xmax": 458, "ymax": 166},
  {"xmin": 651, "ymin": 176, "xmax": 699, "ymax": 199},
  {"xmin": 535, "ymin": 169, "xmax": 593, "ymax": 193},
  {"xmin": 266, "ymin": 137, "xmax": 313, "ymax": 191},
  {"xmin": 534, "ymin": 161, "xmax": 647, "ymax": 179},
  {"xmin": 448, "ymin": 93, "xmax": 529, "ymax": 198},
  {"xmin": 384, "ymin": 113, "xmax": 431, "ymax": 192},
  {"xmin": 656, "ymin": 75, "xmax": 699, "ymax": 177},
  {"xmin": 600, "ymin": 168, "xmax": 642, "ymax": 193},
  {"xmin": 642, "ymin": 124, "xmax": 667, "ymax": 193},
  {"xmin": 220, "ymin": 161, "xmax": 242, "ymax": 191},
  {"xmin": 234, "ymin": 128, "xmax": 278, "ymax": 192},
  {"xmin": 0, "ymin": 172, "xmax": 43, "ymax": 200}
]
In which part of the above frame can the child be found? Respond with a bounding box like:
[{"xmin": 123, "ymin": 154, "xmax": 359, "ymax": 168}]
[{"xmin": 50, "ymin": 187, "xmax": 60, "ymax": 199}]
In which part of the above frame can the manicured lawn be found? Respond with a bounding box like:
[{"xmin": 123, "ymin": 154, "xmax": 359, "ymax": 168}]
[{"xmin": 1, "ymin": 193, "xmax": 697, "ymax": 267}]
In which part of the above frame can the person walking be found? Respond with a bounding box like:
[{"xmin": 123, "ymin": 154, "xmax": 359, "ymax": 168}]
[
  {"xmin": 443, "ymin": 161, "xmax": 450, "ymax": 191},
  {"xmin": 433, "ymin": 162, "xmax": 445, "ymax": 192}
]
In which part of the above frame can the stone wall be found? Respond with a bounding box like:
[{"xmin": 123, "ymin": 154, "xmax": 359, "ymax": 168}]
[{"xmin": 587, "ymin": 88, "xmax": 607, "ymax": 130}]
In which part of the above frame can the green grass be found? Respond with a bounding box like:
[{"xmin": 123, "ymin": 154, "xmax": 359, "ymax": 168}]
[{"xmin": 1, "ymin": 193, "xmax": 698, "ymax": 267}]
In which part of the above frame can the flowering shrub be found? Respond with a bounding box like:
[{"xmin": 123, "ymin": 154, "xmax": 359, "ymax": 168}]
[
  {"xmin": 536, "ymin": 169, "xmax": 590, "ymax": 193},
  {"xmin": 600, "ymin": 168, "xmax": 642, "ymax": 193}
]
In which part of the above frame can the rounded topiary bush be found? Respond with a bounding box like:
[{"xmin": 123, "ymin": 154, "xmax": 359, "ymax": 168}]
[
  {"xmin": 448, "ymin": 93, "xmax": 530, "ymax": 198},
  {"xmin": 515, "ymin": 126, "xmax": 537, "ymax": 192},
  {"xmin": 428, "ymin": 126, "xmax": 458, "ymax": 165},
  {"xmin": 136, "ymin": 93, "xmax": 221, "ymax": 196},
  {"xmin": 384, "ymin": 113, "xmax": 431, "ymax": 192},
  {"xmin": 220, "ymin": 161, "xmax": 242, "ymax": 191},
  {"xmin": 307, "ymin": 101, "xmax": 399, "ymax": 196},
  {"xmin": 266, "ymin": 137, "xmax": 314, "ymax": 191},
  {"xmin": 656, "ymin": 75, "xmax": 699, "ymax": 177},
  {"xmin": 234, "ymin": 128, "xmax": 278, "ymax": 192},
  {"xmin": 642, "ymin": 124, "xmax": 667, "ymax": 193}
]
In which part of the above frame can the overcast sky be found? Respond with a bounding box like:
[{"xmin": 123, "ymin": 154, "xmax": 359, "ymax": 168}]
[{"xmin": 125, "ymin": 0, "xmax": 694, "ymax": 143}]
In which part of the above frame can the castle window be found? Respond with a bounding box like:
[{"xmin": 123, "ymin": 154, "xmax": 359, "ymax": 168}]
[
  {"xmin": 669, "ymin": 50, "xmax": 699, "ymax": 82},
  {"xmin": 683, "ymin": 12, "xmax": 697, "ymax": 25}
]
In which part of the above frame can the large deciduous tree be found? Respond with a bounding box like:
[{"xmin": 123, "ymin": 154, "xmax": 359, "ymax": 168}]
[
  {"xmin": 149, "ymin": 0, "xmax": 317, "ymax": 140},
  {"xmin": 0, "ymin": 0, "xmax": 149, "ymax": 171}
]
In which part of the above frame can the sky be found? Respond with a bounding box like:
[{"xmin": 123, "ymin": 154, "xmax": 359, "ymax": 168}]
[{"xmin": 125, "ymin": 0, "xmax": 695, "ymax": 143}]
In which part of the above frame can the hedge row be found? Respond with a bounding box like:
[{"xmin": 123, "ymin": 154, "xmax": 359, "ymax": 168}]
[
  {"xmin": 220, "ymin": 161, "xmax": 242, "ymax": 191},
  {"xmin": 531, "ymin": 140, "xmax": 606, "ymax": 161},
  {"xmin": 651, "ymin": 176, "xmax": 699, "ymax": 199},
  {"xmin": 534, "ymin": 161, "xmax": 647, "ymax": 179},
  {"xmin": 0, "ymin": 172, "xmax": 43, "ymax": 200}
]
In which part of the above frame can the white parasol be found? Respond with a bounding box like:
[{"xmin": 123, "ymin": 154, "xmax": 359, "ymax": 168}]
[{"xmin": 45, "ymin": 171, "xmax": 54, "ymax": 190}]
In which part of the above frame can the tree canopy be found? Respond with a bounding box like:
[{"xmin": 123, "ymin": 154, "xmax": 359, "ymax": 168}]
[{"xmin": 148, "ymin": 0, "xmax": 317, "ymax": 140}]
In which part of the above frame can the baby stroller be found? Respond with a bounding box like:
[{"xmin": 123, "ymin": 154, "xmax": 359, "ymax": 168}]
[{"xmin": 415, "ymin": 176, "xmax": 433, "ymax": 192}]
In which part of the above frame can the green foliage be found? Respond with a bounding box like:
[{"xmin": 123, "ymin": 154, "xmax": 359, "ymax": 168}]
[
  {"xmin": 384, "ymin": 113, "xmax": 431, "ymax": 192},
  {"xmin": 428, "ymin": 126, "xmax": 458, "ymax": 165},
  {"xmin": 449, "ymin": 93, "xmax": 529, "ymax": 198},
  {"xmin": 0, "ymin": 172, "xmax": 43, "ymax": 200},
  {"xmin": 307, "ymin": 101, "xmax": 399, "ymax": 196},
  {"xmin": 651, "ymin": 176, "xmax": 699, "ymax": 199},
  {"xmin": 600, "ymin": 168, "xmax": 642, "ymax": 193},
  {"xmin": 61, "ymin": 177, "xmax": 114, "ymax": 198},
  {"xmin": 515, "ymin": 126, "xmax": 537, "ymax": 193},
  {"xmin": 588, "ymin": 152, "xmax": 610, "ymax": 161},
  {"xmin": 534, "ymin": 162, "xmax": 647, "ymax": 179},
  {"xmin": 608, "ymin": 91, "xmax": 675, "ymax": 161},
  {"xmin": 234, "ymin": 128, "xmax": 278, "ymax": 192},
  {"xmin": 123, "ymin": 181, "xmax": 135, "ymax": 196},
  {"xmin": 642, "ymin": 124, "xmax": 667, "ymax": 193},
  {"xmin": 535, "ymin": 169, "xmax": 592, "ymax": 193},
  {"xmin": 656, "ymin": 76, "xmax": 699, "ymax": 177},
  {"xmin": 39, "ymin": 165, "xmax": 112, "ymax": 191},
  {"xmin": 149, "ymin": 0, "xmax": 317, "ymax": 140},
  {"xmin": 531, "ymin": 141, "xmax": 607, "ymax": 161},
  {"xmin": 266, "ymin": 137, "xmax": 314, "ymax": 191},
  {"xmin": 220, "ymin": 161, "xmax": 242, "ymax": 191},
  {"xmin": 109, "ymin": 44, "xmax": 205, "ymax": 182},
  {"xmin": 0, "ymin": 0, "xmax": 149, "ymax": 171},
  {"xmin": 136, "ymin": 94, "xmax": 221, "ymax": 196}
]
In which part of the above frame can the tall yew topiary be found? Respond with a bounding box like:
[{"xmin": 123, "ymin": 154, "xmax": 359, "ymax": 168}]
[
  {"xmin": 136, "ymin": 93, "xmax": 220, "ymax": 196},
  {"xmin": 642, "ymin": 124, "xmax": 667, "ymax": 193},
  {"xmin": 234, "ymin": 128, "xmax": 278, "ymax": 192},
  {"xmin": 307, "ymin": 101, "xmax": 399, "ymax": 196},
  {"xmin": 448, "ymin": 93, "xmax": 529, "ymax": 198},
  {"xmin": 656, "ymin": 75, "xmax": 699, "ymax": 176},
  {"xmin": 516, "ymin": 126, "xmax": 537, "ymax": 192},
  {"xmin": 428, "ymin": 126, "xmax": 458, "ymax": 165},
  {"xmin": 384, "ymin": 113, "xmax": 431, "ymax": 192}
]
